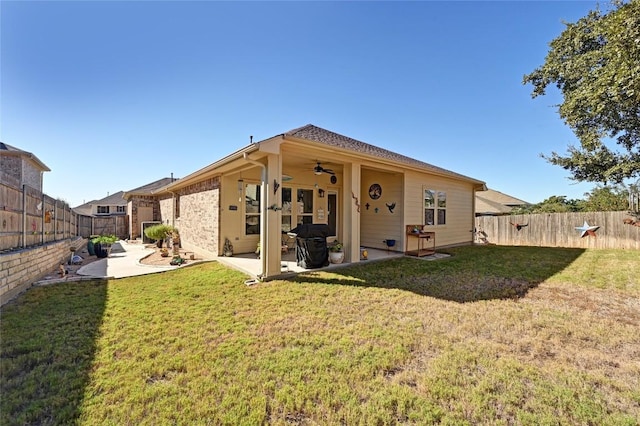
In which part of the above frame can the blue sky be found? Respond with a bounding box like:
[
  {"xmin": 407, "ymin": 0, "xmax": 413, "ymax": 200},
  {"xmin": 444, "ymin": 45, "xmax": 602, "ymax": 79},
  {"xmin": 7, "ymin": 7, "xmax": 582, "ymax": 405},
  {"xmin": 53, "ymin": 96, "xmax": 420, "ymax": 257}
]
[{"xmin": 1, "ymin": 1, "xmax": 602, "ymax": 207}]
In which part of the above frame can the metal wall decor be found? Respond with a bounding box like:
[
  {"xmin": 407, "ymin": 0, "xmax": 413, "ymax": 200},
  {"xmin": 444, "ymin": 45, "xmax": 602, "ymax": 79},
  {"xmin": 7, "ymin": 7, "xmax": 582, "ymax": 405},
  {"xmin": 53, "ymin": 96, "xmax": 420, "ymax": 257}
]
[
  {"xmin": 575, "ymin": 221, "xmax": 599, "ymax": 237},
  {"xmin": 368, "ymin": 183, "xmax": 382, "ymax": 200}
]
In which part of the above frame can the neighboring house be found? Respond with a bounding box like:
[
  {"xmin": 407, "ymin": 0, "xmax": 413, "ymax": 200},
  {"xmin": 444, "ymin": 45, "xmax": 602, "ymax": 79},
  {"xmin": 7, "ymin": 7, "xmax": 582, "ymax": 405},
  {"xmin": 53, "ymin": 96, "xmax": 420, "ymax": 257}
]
[
  {"xmin": 475, "ymin": 189, "xmax": 530, "ymax": 216},
  {"xmin": 0, "ymin": 142, "xmax": 50, "ymax": 191},
  {"xmin": 122, "ymin": 177, "xmax": 176, "ymax": 240},
  {"xmin": 149, "ymin": 124, "xmax": 486, "ymax": 279},
  {"xmin": 73, "ymin": 191, "xmax": 128, "ymax": 217}
]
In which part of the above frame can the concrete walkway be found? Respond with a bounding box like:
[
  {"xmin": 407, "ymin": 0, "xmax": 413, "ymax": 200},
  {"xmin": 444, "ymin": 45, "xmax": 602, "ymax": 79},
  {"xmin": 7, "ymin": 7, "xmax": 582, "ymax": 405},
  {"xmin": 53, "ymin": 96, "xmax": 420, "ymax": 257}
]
[{"xmin": 77, "ymin": 240, "xmax": 178, "ymax": 279}]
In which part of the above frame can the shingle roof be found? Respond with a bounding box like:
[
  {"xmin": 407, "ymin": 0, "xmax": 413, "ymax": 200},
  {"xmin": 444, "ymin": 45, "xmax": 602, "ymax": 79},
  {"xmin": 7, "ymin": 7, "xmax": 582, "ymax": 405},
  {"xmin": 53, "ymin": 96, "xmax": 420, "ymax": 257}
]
[
  {"xmin": 72, "ymin": 192, "xmax": 126, "ymax": 212},
  {"xmin": 97, "ymin": 191, "xmax": 127, "ymax": 205},
  {"xmin": 0, "ymin": 141, "xmax": 51, "ymax": 171},
  {"xmin": 475, "ymin": 188, "xmax": 529, "ymax": 215},
  {"xmin": 283, "ymin": 124, "xmax": 484, "ymax": 184},
  {"xmin": 126, "ymin": 177, "xmax": 176, "ymax": 195},
  {"xmin": 477, "ymin": 188, "xmax": 529, "ymax": 207}
]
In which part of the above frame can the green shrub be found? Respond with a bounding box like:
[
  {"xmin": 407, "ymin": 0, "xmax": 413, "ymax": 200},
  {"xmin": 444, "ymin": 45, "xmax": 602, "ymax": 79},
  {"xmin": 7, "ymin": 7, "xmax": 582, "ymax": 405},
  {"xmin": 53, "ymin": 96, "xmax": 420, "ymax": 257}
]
[
  {"xmin": 91, "ymin": 235, "xmax": 118, "ymax": 245},
  {"xmin": 144, "ymin": 224, "xmax": 176, "ymax": 248}
]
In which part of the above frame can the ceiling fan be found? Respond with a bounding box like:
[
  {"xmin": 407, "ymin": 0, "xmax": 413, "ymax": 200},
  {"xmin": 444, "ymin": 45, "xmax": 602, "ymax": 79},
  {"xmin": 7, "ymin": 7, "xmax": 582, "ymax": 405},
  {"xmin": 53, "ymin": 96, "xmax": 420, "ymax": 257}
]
[{"xmin": 313, "ymin": 162, "xmax": 335, "ymax": 175}]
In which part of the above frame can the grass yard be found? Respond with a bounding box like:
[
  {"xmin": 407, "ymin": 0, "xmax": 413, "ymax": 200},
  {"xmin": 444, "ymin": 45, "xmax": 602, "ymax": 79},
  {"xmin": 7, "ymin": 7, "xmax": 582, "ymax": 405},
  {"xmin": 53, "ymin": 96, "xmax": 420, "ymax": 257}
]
[{"xmin": 1, "ymin": 245, "xmax": 639, "ymax": 425}]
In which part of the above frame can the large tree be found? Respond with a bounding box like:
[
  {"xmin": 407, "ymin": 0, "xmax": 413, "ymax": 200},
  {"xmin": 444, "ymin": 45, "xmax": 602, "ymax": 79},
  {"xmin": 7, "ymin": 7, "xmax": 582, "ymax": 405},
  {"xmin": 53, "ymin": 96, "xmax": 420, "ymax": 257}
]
[{"xmin": 524, "ymin": 1, "xmax": 640, "ymax": 184}]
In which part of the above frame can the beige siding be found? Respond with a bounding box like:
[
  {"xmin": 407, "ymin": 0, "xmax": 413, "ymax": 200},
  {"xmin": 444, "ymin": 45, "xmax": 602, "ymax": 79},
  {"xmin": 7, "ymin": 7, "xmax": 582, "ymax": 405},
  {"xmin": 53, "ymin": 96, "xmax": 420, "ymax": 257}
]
[
  {"xmin": 360, "ymin": 169, "xmax": 403, "ymax": 250},
  {"xmin": 220, "ymin": 171, "xmax": 261, "ymax": 255},
  {"xmin": 404, "ymin": 171, "xmax": 475, "ymax": 249}
]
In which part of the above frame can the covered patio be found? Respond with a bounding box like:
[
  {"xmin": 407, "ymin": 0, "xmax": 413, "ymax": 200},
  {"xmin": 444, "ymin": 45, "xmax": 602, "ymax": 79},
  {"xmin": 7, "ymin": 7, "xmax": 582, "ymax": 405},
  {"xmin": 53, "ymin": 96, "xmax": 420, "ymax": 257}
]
[
  {"xmin": 216, "ymin": 247, "xmax": 451, "ymax": 281},
  {"xmin": 217, "ymin": 247, "xmax": 401, "ymax": 280}
]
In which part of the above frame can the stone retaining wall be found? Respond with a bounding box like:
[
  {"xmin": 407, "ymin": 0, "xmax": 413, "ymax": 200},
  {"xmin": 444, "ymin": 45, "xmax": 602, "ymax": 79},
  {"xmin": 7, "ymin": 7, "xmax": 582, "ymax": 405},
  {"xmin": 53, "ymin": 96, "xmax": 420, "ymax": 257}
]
[{"xmin": 0, "ymin": 236, "xmax": 85, "ymax": 307}]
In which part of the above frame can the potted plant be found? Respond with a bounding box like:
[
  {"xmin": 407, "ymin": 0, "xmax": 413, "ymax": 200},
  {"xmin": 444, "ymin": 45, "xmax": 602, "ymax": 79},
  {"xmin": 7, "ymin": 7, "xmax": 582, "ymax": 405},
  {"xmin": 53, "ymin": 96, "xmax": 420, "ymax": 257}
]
[
  {"xmin": 328, "ymin": 240, "xmax": 344, "ymax": 264},
  {"xmin": 160, "ymin": 248, "xmax": 169, "ymax": 257},
  {"xmin": 92, "ymin": 234, "xmax": 118, "ymax": 258}
]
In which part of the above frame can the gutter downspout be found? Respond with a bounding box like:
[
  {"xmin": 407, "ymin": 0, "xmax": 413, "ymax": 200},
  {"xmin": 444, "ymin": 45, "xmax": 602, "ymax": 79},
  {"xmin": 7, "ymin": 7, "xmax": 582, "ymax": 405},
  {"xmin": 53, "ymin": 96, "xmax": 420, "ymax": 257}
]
[{"xmin": 243, "ymin": 153, "xmax": 267, "ymax": 279}]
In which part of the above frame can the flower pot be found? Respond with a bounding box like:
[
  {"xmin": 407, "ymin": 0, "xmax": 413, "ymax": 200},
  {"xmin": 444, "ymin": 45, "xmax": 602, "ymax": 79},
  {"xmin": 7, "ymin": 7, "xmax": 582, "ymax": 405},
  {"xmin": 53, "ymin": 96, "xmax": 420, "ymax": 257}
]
[{"xmin": 329, "ymin": 251, "xmax": 344, "ymax": 264}]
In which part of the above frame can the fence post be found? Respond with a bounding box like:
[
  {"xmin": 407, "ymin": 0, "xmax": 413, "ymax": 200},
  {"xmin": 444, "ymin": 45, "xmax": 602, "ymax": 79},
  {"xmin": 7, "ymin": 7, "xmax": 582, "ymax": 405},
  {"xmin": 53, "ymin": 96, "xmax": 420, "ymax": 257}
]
[
  {"xmin": 40, "ymin": 192, "xmax": 45, "ymax": 245},
  {"xmin": 53, "ymin": 199, "xmax": 58, "ymax": 241},
  {"xmin": 22, "ymin": 184, "xmax": 27, "ymax": 248}
]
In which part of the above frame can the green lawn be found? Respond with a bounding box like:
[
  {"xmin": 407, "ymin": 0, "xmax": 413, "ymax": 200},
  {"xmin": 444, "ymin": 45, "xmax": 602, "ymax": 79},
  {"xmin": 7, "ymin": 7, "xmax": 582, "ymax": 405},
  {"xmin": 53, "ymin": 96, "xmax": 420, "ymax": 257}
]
[{"xmin": 1, "ymin": 245, "xmax": 639, "ymax": 425}]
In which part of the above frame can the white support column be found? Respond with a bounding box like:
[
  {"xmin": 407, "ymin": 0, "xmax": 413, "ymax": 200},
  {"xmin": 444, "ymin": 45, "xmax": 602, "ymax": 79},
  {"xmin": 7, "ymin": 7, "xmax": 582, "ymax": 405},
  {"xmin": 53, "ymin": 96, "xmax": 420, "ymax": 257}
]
[
  {"xmin": 342, "ymin": 162, "xmax": 361, "ymax": 263},
  {"xmin": 263, "ymin": 153, "xmax": 282, "ymax": 278}
]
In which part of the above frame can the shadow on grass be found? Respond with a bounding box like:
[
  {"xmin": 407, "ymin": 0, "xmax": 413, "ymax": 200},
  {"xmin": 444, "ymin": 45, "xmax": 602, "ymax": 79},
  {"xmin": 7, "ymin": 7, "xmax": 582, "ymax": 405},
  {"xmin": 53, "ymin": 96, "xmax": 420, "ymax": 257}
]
[
  {"xmin": 291, "ymin": 246, "xmax": 586, "ymax": 303},
  {"xmin": 0, "ymin": 279, "xmax": 108, "ymax": 425}
]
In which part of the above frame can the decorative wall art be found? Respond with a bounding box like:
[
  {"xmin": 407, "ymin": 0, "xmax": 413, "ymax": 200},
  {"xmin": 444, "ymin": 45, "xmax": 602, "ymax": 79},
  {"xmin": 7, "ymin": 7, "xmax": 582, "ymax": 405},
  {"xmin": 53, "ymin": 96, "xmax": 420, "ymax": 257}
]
[
  {"xmin": 386, "ymin": 202, "xmax": 396, "ymax": 213},
  {"xmin": 351, "ymin": 192, "xmax": 360, "ymax": 212},
  {"xmin": 575, "ymin": 221, "xmax": 600, "ymax": 237},
  {"xmin": 368, "ymin": 183, "xmax": 382, "ymax": 200},
  {"xmin": 330, "ymin": 175, "xmax": 337, "ymax": 184},
  {"xmin": 365, "ymin": 203, "xmax": 370, "ymax": 210},
  {"xmin": 510, "ymin": 222, "xmax": 528, "ymax": 231}
]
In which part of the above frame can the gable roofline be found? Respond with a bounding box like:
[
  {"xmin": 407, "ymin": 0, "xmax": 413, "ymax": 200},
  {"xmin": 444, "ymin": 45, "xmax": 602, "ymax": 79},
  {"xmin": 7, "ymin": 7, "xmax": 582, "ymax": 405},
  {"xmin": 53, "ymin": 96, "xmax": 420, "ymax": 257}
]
[
  {"xmin": 163, "ymin": 144, "xmax": 260, "ymax": 191},
  {"xmin": 163, "ymin": 124, "xmax": 486, "ymax": 191},
  {"xmin": 282, "ymin": 124, "xmax": 486, "ymax": 188},
  {"xmin": 123, "ymin": 177, "xmax": 177, "ymax": 199},
  {"xmin": 0, "ymin": 142, "xmax": 51, "ymax": 172}
]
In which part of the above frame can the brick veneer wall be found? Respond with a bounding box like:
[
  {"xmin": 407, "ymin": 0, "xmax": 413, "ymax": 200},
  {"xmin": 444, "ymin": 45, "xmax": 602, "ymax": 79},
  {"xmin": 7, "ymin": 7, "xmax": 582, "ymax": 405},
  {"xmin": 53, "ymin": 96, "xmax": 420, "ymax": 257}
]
[
  {"xmin": 0, "ymin": 236, "xmax": 84, "ymax": 306},
  {"xmin": 0, "ymin": 155, "xmax": 42, "ymax": 191},
  {"xmin": 129, "ymin": 195, "xmax": 160, "ymax": 239},
  {"xmin": 175, "ymin": 177, "xmax": 220, "ymax": 257}
]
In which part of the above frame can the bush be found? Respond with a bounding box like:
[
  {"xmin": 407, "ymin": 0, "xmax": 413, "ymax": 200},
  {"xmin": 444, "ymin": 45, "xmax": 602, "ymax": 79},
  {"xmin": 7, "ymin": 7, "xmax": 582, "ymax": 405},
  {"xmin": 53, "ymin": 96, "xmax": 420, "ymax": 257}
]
[
  {"xmin": 144, "ymin": 224, "xmax": 176, "ymax": 248},
  {"xmin": 91, "ymin": 235, "xmax": 118, "ymax": 245}
]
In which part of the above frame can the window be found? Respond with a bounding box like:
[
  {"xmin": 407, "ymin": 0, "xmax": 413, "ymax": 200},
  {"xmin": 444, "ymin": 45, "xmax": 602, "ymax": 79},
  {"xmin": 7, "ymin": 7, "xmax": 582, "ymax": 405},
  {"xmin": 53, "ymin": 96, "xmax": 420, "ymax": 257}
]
[
  {"xmin": 281, "ymin": 187, "xmax": 292, "ymax": 232},
  {"xmin": 296, "ymin": 189, "xmax": 314, "ymax": 225},
  {"xmin": 424, "ymin": 189, "xmax": 446, "ymax": 225},
  {"xmin": 245, "ymin": 183, "xmax": 261, "ymax": 235},
  {"xmin": 116, "ymin": 205, "xmax": 126, "ymax": 214},
  {"xmin": 97, "ymin": 206, "xmax": 109, "ymax": 214}
]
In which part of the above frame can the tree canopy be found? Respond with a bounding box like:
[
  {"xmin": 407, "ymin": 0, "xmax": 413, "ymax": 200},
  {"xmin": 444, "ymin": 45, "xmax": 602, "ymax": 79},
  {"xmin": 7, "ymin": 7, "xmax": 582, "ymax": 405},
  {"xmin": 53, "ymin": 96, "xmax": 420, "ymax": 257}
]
[{"xmin": 523, "ymin": 1, "xmax": 640, "ymax": 184}]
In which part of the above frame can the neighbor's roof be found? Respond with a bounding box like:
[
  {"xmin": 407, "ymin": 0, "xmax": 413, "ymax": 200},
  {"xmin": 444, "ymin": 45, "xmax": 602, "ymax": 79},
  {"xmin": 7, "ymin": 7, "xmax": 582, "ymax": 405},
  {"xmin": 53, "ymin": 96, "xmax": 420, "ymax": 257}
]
[
  {"xmin": 123, "ymin": 177, "xmax": 176, "ymax": 199},
  {"xmin": 283, "ymin": 124, "xmax": 485, "ymax": 186},
  {"xmin": 72, "ymin": 191, "xmax": 126, "ymax": 214},
  {"xmin": 475, "ymin": 188, "xmax": 529, "ymax": 215},
  {"xmin": 0, "ymin": 142, "xmax": 51, "ymax": 172},
  {"xmin": 477, "ymin": 188, "xmax": 529, "ymax": 207}
]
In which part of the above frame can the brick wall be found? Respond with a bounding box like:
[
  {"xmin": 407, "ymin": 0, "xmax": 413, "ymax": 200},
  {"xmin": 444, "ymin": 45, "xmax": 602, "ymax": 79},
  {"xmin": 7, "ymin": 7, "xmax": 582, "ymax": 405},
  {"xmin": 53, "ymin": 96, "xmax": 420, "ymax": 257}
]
[
  {"xmin": 0, "ymin": 236, "xmax": 84, "ymax": 306},
  {"xmin": 22, "ymin": 161, "xmax": 42, "ymax": 191},
  {"xmin": 0, "ymin": 156, "xmax": 22, "ymax": 185},
  {"xmin": 129, "ymin": 196, "xmax": 160, "ymax": 239},
  {"xmin": 175, "ymin": 177, "xmax": 220, "ymax": 257}
]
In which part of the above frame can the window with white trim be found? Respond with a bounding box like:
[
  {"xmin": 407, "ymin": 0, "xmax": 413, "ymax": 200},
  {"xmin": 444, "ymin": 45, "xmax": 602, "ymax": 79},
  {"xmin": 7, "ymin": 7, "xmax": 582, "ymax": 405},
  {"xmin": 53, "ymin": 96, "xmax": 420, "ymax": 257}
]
[
  {"xmin": 296, "ymin": 189, "xmax": 314, "ymax": 225},
  {"xmin": 245, "ymin": 183, "xmax": 261, "ymax": 235},
  {"xmin": 116, "ymin": 205, "xmax": 126, "ymax": 214},
  {"xmin": 281, "ymin": 187, "xmax": 292, "ymax": 232},
  {"xmin": 97, "ymin": 206, "xmax": 109, "ymax": 214},
  {"xmin": 424, "ymin": 189, "xmax": 446, "ymax": 226}
]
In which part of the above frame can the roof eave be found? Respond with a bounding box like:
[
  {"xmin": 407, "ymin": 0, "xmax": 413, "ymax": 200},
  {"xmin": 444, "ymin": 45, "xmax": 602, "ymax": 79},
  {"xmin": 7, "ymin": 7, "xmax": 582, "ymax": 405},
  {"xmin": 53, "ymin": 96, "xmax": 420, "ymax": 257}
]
[
  {"xmin": 162, "ymin": 144, "xmax": 260, "ymax": 192},
  {"xmin": 283, "ymin": 134, "xmax": 486, "ymax": 188}
]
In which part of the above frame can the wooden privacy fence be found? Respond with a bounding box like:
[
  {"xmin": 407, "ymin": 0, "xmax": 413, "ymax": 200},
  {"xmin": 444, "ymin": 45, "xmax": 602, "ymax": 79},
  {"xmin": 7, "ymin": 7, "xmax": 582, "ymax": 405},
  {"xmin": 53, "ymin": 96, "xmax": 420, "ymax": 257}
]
[
  {"xmin": 1, "ymin": 182, "xmax": 78, "ymax": 251},
  {"xmin": 475, "ymin": 211, "xmax": 640, "ymax": 250},
  {"xmin": 0, "ymin": 182, "xmax": 128, "ymax": 252}
]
